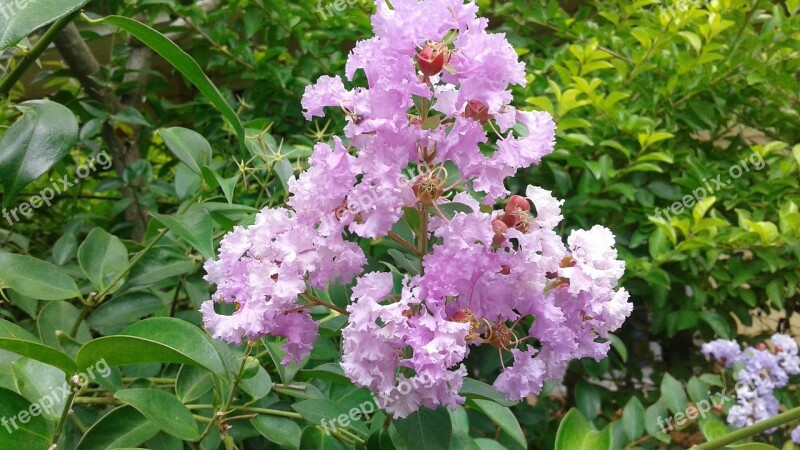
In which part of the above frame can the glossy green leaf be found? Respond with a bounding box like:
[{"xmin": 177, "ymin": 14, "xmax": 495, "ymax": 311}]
[
  {"xmin": 472, "ymin": 399, "xmax": 526, "ymax": 450},
  {"xmin": 0, "ymin": 100, "xmax": 78, "ymax": 207},
  {"xmin": 176, "ymin": 364, "xmax": 214, "ymax": 403},
  {"xmin": 299, "ymin": 426, "xmax": 348, "ymax": 450},
  {"xmin": 0, "ymin": 0, "xmax": 89, "ymax": 50},
  {"xmin": 554, "ymin": 408, "xmax": 612, "ymax": 450},
  {"xmin": 0, "ymin": 388, "xmax": 50, "ymax": 450},
  {"xmin": 11, "ymin": 358, "xmax": 66, "ymax": 422},
  {"xmin": 393, "ymin": 407, "xmax": 452, "ymax": 450},
  {"xmin": 252, "ymin": 415, "xmax": 302, "ymax": 449},
  {"xmin": 78, "ymin": 228, "xmax": 130, "ymax": 294},
  {"xmin": 0, "ymin": 253, "xmax": 80, "ymax": 300},
  {"xmin": 76, "ymin": 317, "xmax": 225, "ymax": 376},
  {"xmin": 151, "ymin": 207, "xmax": 215, "ymax": 259},
  {"xmin": 76, "ymin": 406, "xmax": 160, "ymax": 450},
  {"xmin": 0, "ymin": 318, "xmax": 76, "ymax": 373},
  {"xmin": 158, "ymin": 127, "xmax": 212, "ymax": 175},
  {"xmin": 114, "ymin": 388, "xmax": 200, "ymax": 441}
]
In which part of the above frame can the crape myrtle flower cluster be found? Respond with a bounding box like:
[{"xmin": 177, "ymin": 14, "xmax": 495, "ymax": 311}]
[
  {"xmin": 702, "ymin": 334, "xmax": 800, "ymax": 438},
  {"xmin": 202, "ymin": 0, "xmax": 632, "ymax": 418}
]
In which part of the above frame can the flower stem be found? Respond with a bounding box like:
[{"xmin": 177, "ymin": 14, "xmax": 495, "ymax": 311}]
[{"xmin": 692, "ymin": 405, "xmax": 800, "ymax": 449}]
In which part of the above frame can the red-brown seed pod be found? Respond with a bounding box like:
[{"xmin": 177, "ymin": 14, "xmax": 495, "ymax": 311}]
[
  {"xmin": 418, "ymin": 42, "xmax": 450, "ymax": 77},
  {"xmin": 464, "ymin": 99, "xmax": 490, "ymax": 124},
  {"xmin": 499, "ymin": 265, "xmax": 511, "ymax": 275}
]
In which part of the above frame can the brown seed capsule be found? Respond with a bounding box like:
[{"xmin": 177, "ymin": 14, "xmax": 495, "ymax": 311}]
[
  {"xmin": 418, "ymin": 42, "xmax": 450, "ymax": 77},
  {"xmin": 465, "ymin": 99, "xmax": 490, "ymax": 124}
]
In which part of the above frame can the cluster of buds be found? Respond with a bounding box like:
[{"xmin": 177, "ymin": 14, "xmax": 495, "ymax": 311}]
[
  {"xmin": 491, "ymin": 195, "xmax": 532, "ymax": 244},
  {"xmin": 417, "ymin": 41, "xmax": 451, "ymax": 77}
]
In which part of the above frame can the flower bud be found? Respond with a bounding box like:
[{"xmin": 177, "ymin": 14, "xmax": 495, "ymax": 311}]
[
  {"xmin": 757, "ymin": 342, "xmax": 767, "ymax": 351},
  {"xmin": 418, "ymin": 42, "xmax": 450, "ymax": 77},
  {"xmin": 505, "ymin": 195, "xmax": 531, "ymax": 214},
  {"xmin": 465, "ymin": 99, "xmax": 490, "ymax": 124}
]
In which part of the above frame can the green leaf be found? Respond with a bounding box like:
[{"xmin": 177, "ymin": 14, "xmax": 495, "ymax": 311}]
[
  {"xmin": 151, "ymin": 206, "xmax": 215, "ymax": 259},
  {"xmin": 388, "ymin": 249, "xmax": 419, "ymax": 275},
  {"xmin": 76, "ymin": 317, "xmax": 226, "ymax": 376},
  {"xmin": 437, "ymin": 202, "xmax": 473, "ymax": 219},
  {"xmin": 292, "ymin": 399, "xmax": 369, "ymax": 438},
  {"xmin": 239, "ymin": 363, "xmax": 272, "ymax": 401},
  {"xmin": 393, "ymin": 407, "xmax": 452, "ymax": 450},
  {"xmin": 460, "ymin": 378, "xmax": 517, "ymax": 407},
  {"xmin": 0, "ymin": 318, "xmax": 76, "ymax": 374},
  {"xmin": 11, "ymin": 358, "xmax": 67, "ymax": 422},
  {"xmin": 76, "ymin": 406, "xmax": 160, "ymax": 450},
  {"xmin": 661, "ymin": 373, "xmax": 687, "ymax": 415},
  {"xmin": 692, "ymin": 196, "xmax": 716, "ymax": 224},
  {"xmin": 52, "ymin": 233, "xmax": 78, "ymax": 265},
  {"xmin": 87, "ymin": 291, "xmax": 164, "ymax": 335},
  {"xmin": 644, "ymin": 401, "xmax": 670, "ymax": 443},
  {"xmin": 158, "ymin": 127, "xmax": 212, "ymax": 175},
  {"xmin": 114, "ymin": 389, "xmax": 200, "ymax": 441},
  {"xmin": 252, "ymin": 415, "xmax": 302, "ymax": 450},
  {"xmin": 699, "ymin": 311, "xmax": 732, "ymax": 339},
  {"xmin": 622, "ymin": 397, "xmax": 645, "ymax": 441},
  {"xmin": 0, "ymin": 253, "xmax": 80, "ymax": 300},
  {"xmin": 202, "ymin": 166, "xmax": 239, "ymax": 204},
  {"xmin": 0, "ymin": 0, "xmax": 90, "ymax": 50},
  {"xmin": 299, "ymin": 426, "xmax": 349, "ymax": 450},
  {"xmin": 575, "ymin": 382, "xmax": 602, "ymax": 420},
  {"xmin": 0, "ymin": 100, "xmax": 78, "ymax": 207},
  {"xmin": 0, "ymin": 388, "xmax": 50, "ymax": 450},
  {"xmin": 78, "ymin": 228, "xmax": 130, "ymax": 294},
  {"xmin": 84, "ymin": 16, "xmax": 245, "ymax": 147},
  {"xmin": 176, "ymin": 365, "xmax": 214, "ymax": 403},
  {"xmin": 554, "ymin": 408, "xmax": 611, "ymax": 450},
  {"xmin": 472, "ymin": 399, "xmax": 525, "ymax": 450}
]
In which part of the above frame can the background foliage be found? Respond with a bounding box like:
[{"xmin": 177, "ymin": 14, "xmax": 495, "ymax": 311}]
[{"xmin": 0, "ymin": 0, "xmax": 798, "ymax": 449}]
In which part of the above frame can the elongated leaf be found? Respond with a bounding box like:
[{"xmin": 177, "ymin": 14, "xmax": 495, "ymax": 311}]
[
  {"xmin": 78, "ymin": 228, "xmax": 130, "ymax": 294},
  {"xmin": 11, "ymin": 358, "xmax": 66, "ymax": 422},
  {"xmin": 0, "ymin": 388, "xmax": 50, "ymax": 450},
  {"xmin": 158, "ymin": 127, "xmax": 212, "ymax": 175},
  {"xmin": 0, "ymin": 100, "xmax": 78, "ymax": 207},
  {"xmin": 393, "ymin": 407, "xmax": 452, "ymax": 450},
  {"xmin": 151, "ymin": 207, "xmax": 215, "ymax": 259},
  {"xmin": 84, "ymin": 16, "xmax": 244, "ymax": 146},
  {"xmin": 0, "ymin": 253, "xmax": 80, "ymax": 300},
  {"xmin": 554, "ymin": 408, "xmax": 612, "ymax": 450},
  {"xmin": 0, "ymin": 318, "xmax": 76, "ymax": 373},
  {"xmin": 472, "ymin": 399, "xmax": 526, "ymax": 450},
  {"xmin": 76, "ymin": 317, "xmax": 225, "ymax": 376},
  {"xmin": 299, "ymin": 426, "xmax": 348, "ymax": 450},
  {"xmin": 114, "ymin": 389, "xmax": 200, "ymax": 441},
  {"xmin": 252, "ymin": 415, "xmax": 302, "ymax": 449},
  {"xmin": 0, "ymin": 0, "xmax": 90, "ymax": 50},
  {"xmin": 292, "ymin": 399, "xmax": 369, "ymax": 438},
  {"xmin": 176, "ymin": 365, "xmax": 214, "ymax": 403},
  {"xmin": 76, "ymin": 406, "xmax": 160, "ymax": 450}
]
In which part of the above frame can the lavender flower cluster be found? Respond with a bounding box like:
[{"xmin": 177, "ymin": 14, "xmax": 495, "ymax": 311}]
[
  {"xmin": 703, "ymin": 334, "xmax": 800, "ymax": 440},
  {"xmin": 201, "ymin": 0, "xmax": 632, "ymax": 418}
]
